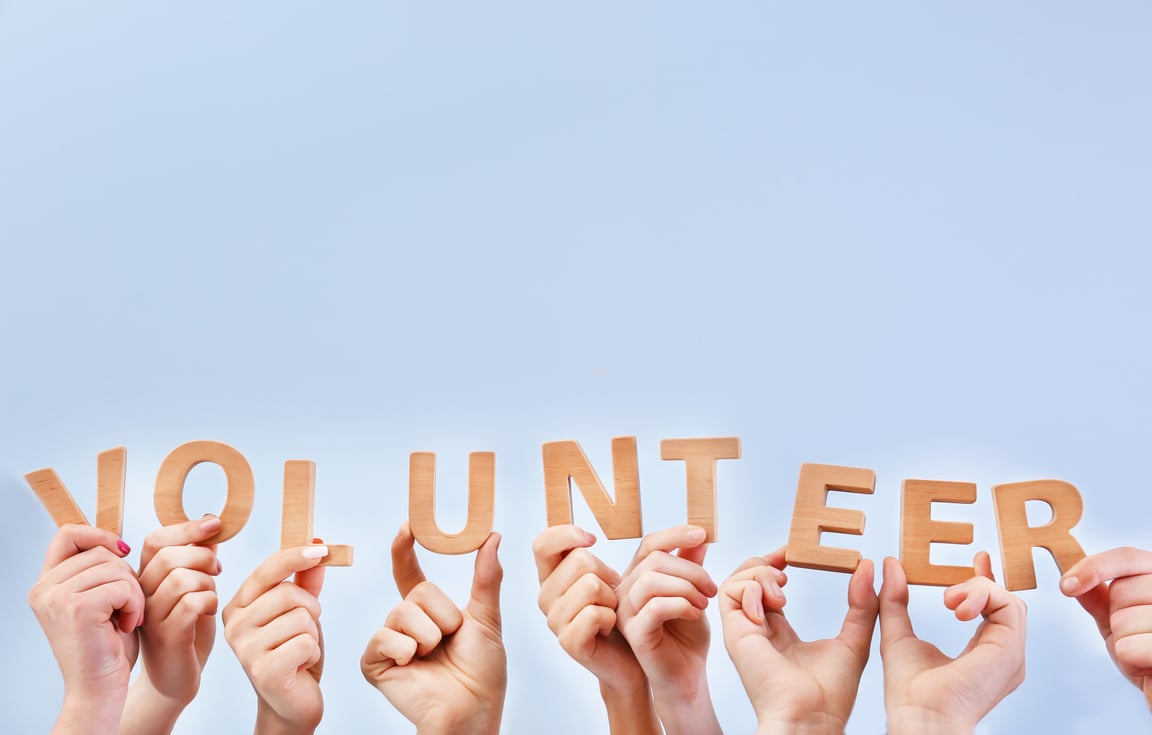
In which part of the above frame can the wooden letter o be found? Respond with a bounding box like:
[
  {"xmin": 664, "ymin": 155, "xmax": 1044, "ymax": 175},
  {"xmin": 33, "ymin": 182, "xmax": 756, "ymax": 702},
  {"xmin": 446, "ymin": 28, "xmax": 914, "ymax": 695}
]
[{"xmin": 154, "ymin": 440, "xmax": 254, "ymax": 543}]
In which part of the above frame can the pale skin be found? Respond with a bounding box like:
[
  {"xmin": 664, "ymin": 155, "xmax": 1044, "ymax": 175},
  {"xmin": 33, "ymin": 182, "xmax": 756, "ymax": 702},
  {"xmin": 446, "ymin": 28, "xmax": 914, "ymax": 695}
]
[
  {"xmin": 223, "ymin": 544, "xmax": 329, "ymax": 735},
  {"xmin": 532, "ymin": 524, "xmax": 661, "ymax": 735},
  {"xmin": 615, "ymin": 524, "xmax": 720, "ymax": 735},
  {"xmin": 719, "ymin": 548, "xmax": 878, "ymax": 735},
  {"xmin": 1060, "ymin": 546, "xmax": 1152, "ymax": 710},
  {"xmin": 29, "ymin": 524, "xmax": 145, "ymax": 735},
  {"xmin": 361, "ymin": 523, "xmax": 506, "ymax": 735},
  {"xmin": 120, "ymin": 515, "xmax": 223, "ymax": 735},
  {"xmin": 879, "ymin": 553, "xmax": 1027, "ymax": 735}
]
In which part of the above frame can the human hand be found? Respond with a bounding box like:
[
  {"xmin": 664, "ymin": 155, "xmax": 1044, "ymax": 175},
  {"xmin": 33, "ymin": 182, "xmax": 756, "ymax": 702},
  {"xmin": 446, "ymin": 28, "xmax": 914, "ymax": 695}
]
[
  {"xmin": 1060, "ymin": 546, "xmax": 1152, "ymax": 708},
  {"xmin": 615, "ymin": 524, "xmax": 720, "ymax": 735},
  {"xmin": 223, "ymin": 545, "xmax": 328, "ymax": 735},
  {"xmin": 120, "ymin": 516, "xmax": 222, "ymax": 734},
  {"xmin": 29, "ymin": 524, "xmax": 144, "ymax": 735},
  {"xmin": 533, "ymin": 524, "xmax": 660, "ymax": 735},
  {"xmin": 719, "ymin": 548, "xmax": 877, "ymax": 734},
  {"xmin": 879, "ymin": 553, "xmax": 1026, "ymax": 735},
  {"xmin": 361, "ymin": 523, "xmax": 506, "ymax": 735}
]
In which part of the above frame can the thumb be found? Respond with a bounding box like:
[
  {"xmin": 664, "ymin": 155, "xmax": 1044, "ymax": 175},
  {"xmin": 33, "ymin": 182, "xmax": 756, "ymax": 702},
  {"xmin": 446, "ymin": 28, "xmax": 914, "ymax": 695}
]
[
  {"xmin": 468, "ymin": 531, "xmax": 503, "ymax": 629},
  {"xmin": 878, "ymin": 556, "xmax": 917, "ymax": 651},
  {"xmin": 294, "ymin": 537, "xmax": 327, "ymax": 599}
]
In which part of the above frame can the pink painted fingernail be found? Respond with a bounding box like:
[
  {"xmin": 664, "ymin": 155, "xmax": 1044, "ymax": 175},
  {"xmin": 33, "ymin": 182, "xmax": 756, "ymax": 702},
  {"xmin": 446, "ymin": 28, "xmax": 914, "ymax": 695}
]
[
  {"xmin": 117, "ymin": 539, "xmax": 131, "ymax": 555},
  {"xmin": 301, "ymin": 546, "xmax": 329, "ymax": 560}
]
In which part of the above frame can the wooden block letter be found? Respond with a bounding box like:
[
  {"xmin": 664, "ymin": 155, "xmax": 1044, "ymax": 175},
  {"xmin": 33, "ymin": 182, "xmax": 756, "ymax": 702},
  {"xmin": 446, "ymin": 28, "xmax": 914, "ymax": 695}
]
[
  {"xmin": 409, "ymin": 451, "xmax": 496, "ymax": 555},
  {"xmin": 993, "ymin": 479, "xmax": 1087, "ymax": 591},
  {"xmin": 281, "ymin": 460, "xmax": 354, "ymax": 566},
  {"xmin": 786, "ymin": 463, "xmax": 875, "ymax": 572},
  {"xmin": 23, "ymin": 447, "xmax": 127, "ymax": 534},
  {"xmin": 660, "ymin": 437, "xmax": 741, "ymax": 542},
  {"xmin": 543, "ymin": 437, "xmax": 641, "ymax": 540},
  {"xmin": 154, "ymin": 440, "xmax": 254, "ymax": 544},
  {"xmin": 900, "ymin": 479, "xmax": 977, "ymax": 586}
]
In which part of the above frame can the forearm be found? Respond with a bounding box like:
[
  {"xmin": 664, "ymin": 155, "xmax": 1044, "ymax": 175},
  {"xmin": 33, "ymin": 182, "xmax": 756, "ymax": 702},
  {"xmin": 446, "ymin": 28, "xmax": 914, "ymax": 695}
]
[
  {"xmin": 601, "ymin": 680, "xmax": 662, "ymax": 735},
  {"xmin": 118, "ymin": 675, "xmax": 188, "ymax": 735}
]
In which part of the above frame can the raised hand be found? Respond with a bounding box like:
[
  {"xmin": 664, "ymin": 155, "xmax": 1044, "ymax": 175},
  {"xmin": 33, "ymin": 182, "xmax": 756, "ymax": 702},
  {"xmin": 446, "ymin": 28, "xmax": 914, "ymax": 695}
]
[
  {"xmin": 120, "ymin": 516, "xmax": 222, "ymax": 735},
  {"xmin": 879, "ymin": 553, "xmax": 1026, "ymax": 735},
  {"xmin": 361, "ymin": 523, "xmax": 506, "ymax": 735},
  {"xmin": 532, "ymin": 525, "xmax": 660, "ymax": 735},
  {"xmin": 223, "ymin": 545, "xmax": 328, "ymax": 735},
  {"xmin": 1060, "ymin": 546, "xmax": 1152, "ymax": 709},
  {"xmin": 615, "ymin": 524, "xmax": 720, "ymax": 735},
  {"xmin": 29, "ymin": 524, "xmax": 144, "ymax": 735},
  {"xmin": 719, "ymin": 548, "xmax": 877, "ymax": 734}
]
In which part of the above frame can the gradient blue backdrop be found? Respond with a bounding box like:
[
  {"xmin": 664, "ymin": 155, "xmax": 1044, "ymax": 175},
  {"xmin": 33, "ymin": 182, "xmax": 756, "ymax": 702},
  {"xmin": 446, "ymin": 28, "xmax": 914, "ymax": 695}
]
[{"xmin": 2, "ymin": 2, "xmax": 1150, "ymax": 732}]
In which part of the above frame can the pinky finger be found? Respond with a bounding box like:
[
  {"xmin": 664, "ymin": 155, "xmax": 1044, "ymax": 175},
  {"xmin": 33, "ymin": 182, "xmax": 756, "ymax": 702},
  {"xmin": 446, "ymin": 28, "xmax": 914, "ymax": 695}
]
[
  {"xmin": 560, "ymin": 605, "xmax": 616, "ymax": 659},
  {"xmin": 370, "ymin": 627, "xmax": 419, "ymax": 668}
]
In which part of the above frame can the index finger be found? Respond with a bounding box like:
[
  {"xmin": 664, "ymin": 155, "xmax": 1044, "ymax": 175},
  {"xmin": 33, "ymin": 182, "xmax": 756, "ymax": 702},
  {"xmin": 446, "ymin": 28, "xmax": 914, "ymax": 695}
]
[
  {"xmin": 1061, "ymin": 547, "xmax": 1152, "ymax": 597},
  {"xmin": 625, "ymin": 525, "xmax": 707, "ymax": 574},
  {"xmin": 139, "ymin": 515, "xmax": 222, "ymax": 570},
  {"xmin": 392, "ymin": 523, "xmax": 427, "ymax": 597},
  {"xmin": 41, "ymin": 524, "xmax": 129, "ymax": 574},
  {"xmin": 532, "ymin": 525, "xmax": 596, "ymax": 583},
  {"xmin": 231, "ymin": 545, "xmax": 329, "ymax": 608}
]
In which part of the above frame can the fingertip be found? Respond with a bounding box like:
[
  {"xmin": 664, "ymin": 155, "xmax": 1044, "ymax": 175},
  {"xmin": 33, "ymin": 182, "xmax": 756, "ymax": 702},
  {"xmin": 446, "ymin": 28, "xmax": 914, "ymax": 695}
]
[{"xmin": 1059, "ymin": 574, "xmax": 1082, "ymax": 596}]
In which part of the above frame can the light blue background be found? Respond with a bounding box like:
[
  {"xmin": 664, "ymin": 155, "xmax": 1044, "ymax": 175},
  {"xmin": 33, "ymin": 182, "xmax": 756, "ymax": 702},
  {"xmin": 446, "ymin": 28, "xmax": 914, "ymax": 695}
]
[{"xmin": 2, "ymin": 2, "xmax": 1150, "ymax": 732}]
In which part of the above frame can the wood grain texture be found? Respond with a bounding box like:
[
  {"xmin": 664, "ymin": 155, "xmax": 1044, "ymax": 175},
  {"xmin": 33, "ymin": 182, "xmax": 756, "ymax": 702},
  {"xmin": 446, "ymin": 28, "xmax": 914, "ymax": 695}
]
[
  {"xmin": 154, "ymin": 440, "xmax": 254, "ymax": 544},
  {"xmin": 993, "ymin": 479, "xmax": 1087, "ymax": 591},
  {"xmin": 786, "ymin": 463, "xmax": 875, "ymax": 572},
  {"xmin": 900, "ymin": 479, "xmax": 977, "ymax": 586},
  {"xmin": 281, "ymin": 460, "xmax": 353, "ymax": 566},
  {"xmin": 543, "ymin": 436, "xmax": 641, "ymax": 540},
  {"xmin": 23, "ymin": 446, "xmax": 126, "ymax": 534},
  {"xmin": 660, "ymin": 437, "xmax": 741, "ymax": 542},
  {"xmin": 409, "ymin": 451, "xmax": 495, "ymax": 555}
]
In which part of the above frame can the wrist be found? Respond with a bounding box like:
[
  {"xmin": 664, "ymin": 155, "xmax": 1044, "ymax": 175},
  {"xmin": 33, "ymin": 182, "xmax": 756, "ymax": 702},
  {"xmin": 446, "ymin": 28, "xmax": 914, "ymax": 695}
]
[
  {"xmin": 414, "ymin": 714, "xmax": 502, "ymax": 735},
  {"xmin": 600, "ymin": 680, "xmax": 660, "ymax": 735},
  {"xmin": 651, "ymin": 681, "xmax": 721, "ymax": 735},
  {"xmin": 55, "ymin": 692, "xmax": 126, "ymax": 735},
  {"xmin": 886, "ymin": 706, "xmax": 971, "ymax": 735},
  {"xmin": 755, "ymin": 712, "xmax": 847, "ymax": 735},
  {"xmin": 254, "ymin": 700, "xmax": 319, "ymax": 735}
]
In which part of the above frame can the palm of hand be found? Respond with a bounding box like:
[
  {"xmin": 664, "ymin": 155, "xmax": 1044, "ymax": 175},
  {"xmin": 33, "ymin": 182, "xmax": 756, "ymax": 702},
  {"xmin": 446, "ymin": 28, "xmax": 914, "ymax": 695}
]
[
  {"xmin": 370, "ymin": 614, "xmax": 506, "ymax": 732},
  {"xmin": 262, "ymin": 625, "xmax": 324, "ymax": 728},
  {"xmin": 884, "ymin": 635, "xmax": 1000, "ymax": 727},
  {"xmin": 141, "ymin": 614, "xmax": 215, "ymax": 702},
  {"xmin": 741, "ymin": 618, "xmax": 865, "ymax": 724},
  {"xmin": 578, "ymin": 627, "xmax": 646, "ymax": 691},
  {"xmin": 629, "ymin": 615, "xmax": 710, "ymax": 695}
]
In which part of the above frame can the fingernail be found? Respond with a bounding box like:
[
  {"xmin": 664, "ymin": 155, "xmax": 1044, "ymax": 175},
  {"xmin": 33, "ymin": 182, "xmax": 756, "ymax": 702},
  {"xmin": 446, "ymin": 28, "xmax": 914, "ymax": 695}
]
[
  {"xmin": 582, "ymin": 531, "xmax": 596, "ymax": 545},
  {"xmin": 302, "ymin": 545, "xmax": 329, "ymax": 560},
  {"xmin": 1060, "ymin": 575, "xmax": 1079, "ymax": 594},
  {"xmin": 687, "ymin": 527, "xmax": 706, "ymax": 541},
  {"xmin": 215, "ymin": 558, "xmax": 224, "ymax": 574},
  {"xmin": 117, "ymin": 539, "xmax": 131, "ymax": 555},
  {"xmin": 201, "ymin": 516, "xmax": 222, "ymax": 531}
]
